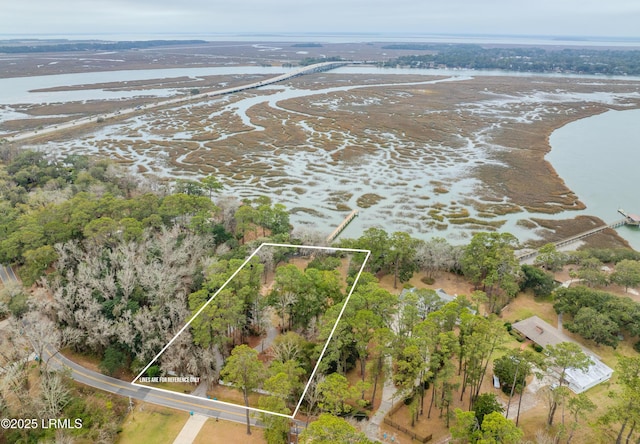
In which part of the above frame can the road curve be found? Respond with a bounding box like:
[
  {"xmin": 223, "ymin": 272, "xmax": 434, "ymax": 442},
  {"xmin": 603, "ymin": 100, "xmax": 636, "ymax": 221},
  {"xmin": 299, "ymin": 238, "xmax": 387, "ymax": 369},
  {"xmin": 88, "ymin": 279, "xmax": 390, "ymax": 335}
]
[
  {"xmin": 42, "ymin": 346, "xmax": 260, "ymax": 426},
  {"xmin": 4, "ymin": 237, "xmax": 301, "ymax": 431},
  {"xmin": 9, "ymin": 269, "xmax": 254, "ymax": 423}
]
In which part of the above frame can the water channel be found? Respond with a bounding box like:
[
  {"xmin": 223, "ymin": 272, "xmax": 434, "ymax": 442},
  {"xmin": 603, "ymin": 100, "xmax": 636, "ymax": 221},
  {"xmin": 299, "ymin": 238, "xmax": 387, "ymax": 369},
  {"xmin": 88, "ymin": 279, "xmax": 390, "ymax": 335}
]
[
  {"xmin": 547, "ymin": 108, "xmax": 640, "ymax": 250},
  {"xmin": 2, "ymin": 65, "xmax": 640, "ymax": 249}
]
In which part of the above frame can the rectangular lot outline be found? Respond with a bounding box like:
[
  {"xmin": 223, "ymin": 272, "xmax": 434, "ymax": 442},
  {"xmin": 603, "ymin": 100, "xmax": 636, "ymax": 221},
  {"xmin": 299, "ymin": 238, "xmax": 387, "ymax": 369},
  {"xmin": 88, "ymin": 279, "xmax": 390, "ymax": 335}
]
[{"xmin": 131, "ymin": 242, "xmax": 371, "ymax": 420}]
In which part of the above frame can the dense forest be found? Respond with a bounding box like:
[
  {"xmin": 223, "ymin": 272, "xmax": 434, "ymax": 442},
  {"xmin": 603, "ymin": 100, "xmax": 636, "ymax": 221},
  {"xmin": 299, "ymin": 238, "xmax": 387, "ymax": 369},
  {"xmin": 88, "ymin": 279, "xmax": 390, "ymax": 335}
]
[
  {"xmin": 382, "ymin": 44, "xmax": 640, "ymax": 76},
  {"xmin": 1, "ymin": 146, "xmax": 640, "ymax": 443}
]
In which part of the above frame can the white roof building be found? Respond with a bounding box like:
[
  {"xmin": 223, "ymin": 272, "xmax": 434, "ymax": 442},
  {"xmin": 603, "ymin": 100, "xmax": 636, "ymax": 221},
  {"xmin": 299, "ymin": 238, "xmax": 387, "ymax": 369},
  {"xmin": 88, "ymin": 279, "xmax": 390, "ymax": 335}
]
[{"xmin": 512, "ymin": 316, "xmax": 613, "ymax": 393}]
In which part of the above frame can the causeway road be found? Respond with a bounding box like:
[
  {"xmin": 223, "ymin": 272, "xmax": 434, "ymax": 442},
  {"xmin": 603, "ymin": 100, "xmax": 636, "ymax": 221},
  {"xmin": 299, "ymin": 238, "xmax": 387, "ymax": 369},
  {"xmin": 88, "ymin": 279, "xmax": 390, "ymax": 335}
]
[{"xmin": 5, "ymin": 61, "xmax": 349, "ymax": 144}]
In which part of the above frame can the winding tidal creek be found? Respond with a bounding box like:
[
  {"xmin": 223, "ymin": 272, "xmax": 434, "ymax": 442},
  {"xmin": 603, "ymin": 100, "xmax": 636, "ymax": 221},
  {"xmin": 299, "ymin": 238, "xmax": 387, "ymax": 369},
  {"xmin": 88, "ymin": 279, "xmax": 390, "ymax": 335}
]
[{"xmin": 3, "ymin": 66, "xmax": 640, "ymax": 248}]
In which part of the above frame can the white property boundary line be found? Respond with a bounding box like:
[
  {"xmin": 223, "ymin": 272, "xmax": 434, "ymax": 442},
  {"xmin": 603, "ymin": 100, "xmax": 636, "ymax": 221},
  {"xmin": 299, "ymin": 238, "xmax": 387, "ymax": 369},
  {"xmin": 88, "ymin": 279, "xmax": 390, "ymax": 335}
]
[{"xmin": 131, "ymin": 242, "xmax": 371, "ymax": 420}]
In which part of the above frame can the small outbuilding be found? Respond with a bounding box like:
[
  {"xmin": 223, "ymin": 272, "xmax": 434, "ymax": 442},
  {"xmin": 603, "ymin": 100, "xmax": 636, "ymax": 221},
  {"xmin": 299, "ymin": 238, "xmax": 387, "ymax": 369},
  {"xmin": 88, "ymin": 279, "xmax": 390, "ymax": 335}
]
[
  {"xmin": 628, "ymin": 214, "xmax": 640, "ymax": 225},
  {"xmin": 512, "ymin": 316, "xmax": 613, "ymax": 393},
  {"xmin": 400, "ymin": 287, "xmax": 468, "ymax": 310}
]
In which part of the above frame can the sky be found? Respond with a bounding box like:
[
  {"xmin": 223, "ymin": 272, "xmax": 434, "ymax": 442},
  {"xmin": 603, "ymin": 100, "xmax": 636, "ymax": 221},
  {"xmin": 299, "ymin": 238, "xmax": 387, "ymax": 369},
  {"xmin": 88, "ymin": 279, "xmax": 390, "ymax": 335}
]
[{"xmin": 2, "ymin": 0, "xmax": 640, "ymax": 40}]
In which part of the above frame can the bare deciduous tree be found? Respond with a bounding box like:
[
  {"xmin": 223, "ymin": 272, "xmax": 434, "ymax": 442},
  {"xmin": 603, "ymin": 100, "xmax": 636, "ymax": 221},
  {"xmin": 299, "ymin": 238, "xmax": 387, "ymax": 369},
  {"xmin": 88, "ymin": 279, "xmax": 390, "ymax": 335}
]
[
  {"xmin": 415, "ymin": 237, "xmax": 457, "ymax": 279},
  {"xmin": 270, "ymin": 331, "xmax": 304, "ymax": 363},
  {"xmin": 40, "ymin": 372, "xmax": 70, "ymax": 417},
  {"xmin": 22, "ymin": 311, "xmax": 61, "ymax": 369},
  {"xmin": 48, "ymin": 226, "xmax": 208, "ymax": 368}
]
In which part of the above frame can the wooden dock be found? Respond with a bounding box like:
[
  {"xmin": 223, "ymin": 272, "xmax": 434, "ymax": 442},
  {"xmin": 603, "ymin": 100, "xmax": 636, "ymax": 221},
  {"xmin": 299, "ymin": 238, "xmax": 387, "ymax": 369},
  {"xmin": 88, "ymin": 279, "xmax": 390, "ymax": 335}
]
[
  {"xmin": 517, "ymin": 217, "xmax": 630, "ymax": 262},
  {"xmin": 618, "ymin": 209, "xmax": 640, "ymax": 226},
  {"xmin": 554, "ymin": 218, "xmax": 627, "ymax": 249},
  {"xmin": 326, "ymin": 210, "xmax": 359, "ymax": 244}
]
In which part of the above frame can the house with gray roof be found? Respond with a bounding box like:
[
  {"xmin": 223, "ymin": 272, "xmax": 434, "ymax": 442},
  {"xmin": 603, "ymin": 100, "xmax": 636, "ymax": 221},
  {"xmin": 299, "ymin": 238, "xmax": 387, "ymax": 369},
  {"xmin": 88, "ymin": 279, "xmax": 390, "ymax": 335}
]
[{"xmin": 512, "ymin": 315, "xmax": 613, "ymax": 393}]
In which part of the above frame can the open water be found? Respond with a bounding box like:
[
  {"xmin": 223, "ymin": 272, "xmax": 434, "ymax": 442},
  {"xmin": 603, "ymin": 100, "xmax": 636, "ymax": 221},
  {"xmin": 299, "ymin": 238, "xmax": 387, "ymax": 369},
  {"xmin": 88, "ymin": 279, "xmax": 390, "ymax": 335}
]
[{"xmin": 548, "ymin": 108, "xmax": 640, "ymax": 250}]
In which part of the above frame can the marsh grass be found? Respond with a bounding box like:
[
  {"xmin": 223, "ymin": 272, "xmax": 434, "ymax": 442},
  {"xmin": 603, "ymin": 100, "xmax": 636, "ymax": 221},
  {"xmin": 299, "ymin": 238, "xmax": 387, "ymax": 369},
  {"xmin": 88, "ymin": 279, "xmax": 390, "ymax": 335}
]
[
  {"xmin": 356, "ymin": 193, "xmax": 384, "ymax": 208},
  {"xmin": 13, "ymin": 71, "xmax": 640, "ymax": 248}
]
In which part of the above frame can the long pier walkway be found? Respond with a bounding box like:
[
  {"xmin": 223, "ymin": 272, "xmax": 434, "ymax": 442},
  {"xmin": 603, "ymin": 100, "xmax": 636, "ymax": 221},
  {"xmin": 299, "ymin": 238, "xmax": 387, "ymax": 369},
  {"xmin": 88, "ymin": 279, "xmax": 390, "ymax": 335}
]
[
  {"xmin": 517, "ymin": 218, "xmax": 629, "ymax": 262},
  {"xmin": 326, "ymin": 209, "xmax": 359, "ymax": 244},
  {"xmin": 554, "ymin": 218, "xmax": 628, "ymax": 249}
]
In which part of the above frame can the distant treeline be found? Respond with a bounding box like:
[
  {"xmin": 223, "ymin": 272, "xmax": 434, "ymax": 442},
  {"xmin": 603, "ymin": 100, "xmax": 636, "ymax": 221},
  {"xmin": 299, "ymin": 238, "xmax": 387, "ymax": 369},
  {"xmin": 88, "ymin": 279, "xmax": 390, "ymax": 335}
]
[
  {"xmin": 298, "ymin": 56, "xmax": 343, "ymax": 66},
  {"xmin": 382, "ymin": 43, "xmax": 640, "ymax": 76},
  {"xmin": 0, "ymin": 39, "xmax": 207, "ymax": 54},
  {"xmin": 291, "ymin": 43, "xmax": 323, "ymax": 48}
]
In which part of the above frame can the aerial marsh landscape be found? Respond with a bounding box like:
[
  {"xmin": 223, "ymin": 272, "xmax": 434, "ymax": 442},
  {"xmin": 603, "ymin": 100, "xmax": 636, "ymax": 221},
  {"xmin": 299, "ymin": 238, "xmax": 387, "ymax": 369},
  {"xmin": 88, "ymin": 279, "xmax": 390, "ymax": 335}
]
[
  {"xmin": 2, "ymin": 20, "xmax": 640, "ymax": 443},
  {"xmin": 3, "ymin": 43, "xmax": 640, "ymax": 247}
]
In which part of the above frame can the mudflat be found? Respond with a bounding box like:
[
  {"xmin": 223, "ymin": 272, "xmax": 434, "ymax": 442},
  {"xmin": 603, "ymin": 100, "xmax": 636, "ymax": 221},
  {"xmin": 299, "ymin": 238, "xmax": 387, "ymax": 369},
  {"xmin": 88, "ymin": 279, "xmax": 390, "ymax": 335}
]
[{"xmin": 3, "ymin": 41, "xmax": 639, "ymax": 247}]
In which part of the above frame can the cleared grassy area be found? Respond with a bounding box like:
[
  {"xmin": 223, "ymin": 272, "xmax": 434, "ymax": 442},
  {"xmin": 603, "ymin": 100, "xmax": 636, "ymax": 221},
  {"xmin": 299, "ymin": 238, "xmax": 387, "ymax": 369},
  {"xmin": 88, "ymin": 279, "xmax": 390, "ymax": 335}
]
[
  {"xmin": 501, "ymin": 291, "xmax": 559, "ymax": 326},
  {"xmin": 194, "ymin": 418, "xmax": 267, "ymax": 444},
  {"xmin": 205, "ymin": 383, "xmax": 262, "ymax": 408},
  {"xmin": 116, "ymin": 403, "xmax": 189, "ymax": 444}
]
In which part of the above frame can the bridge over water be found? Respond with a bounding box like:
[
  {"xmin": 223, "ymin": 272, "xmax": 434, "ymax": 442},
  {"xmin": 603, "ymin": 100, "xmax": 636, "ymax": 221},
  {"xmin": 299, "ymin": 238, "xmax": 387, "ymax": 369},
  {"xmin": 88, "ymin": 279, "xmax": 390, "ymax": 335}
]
[
  {"xmin": 6, "ymin": 61, "xmax": 353, "ymax": 143},
  {"xmin": 204, "ymin": 61, "xmax": 351, "ymax": 95}
]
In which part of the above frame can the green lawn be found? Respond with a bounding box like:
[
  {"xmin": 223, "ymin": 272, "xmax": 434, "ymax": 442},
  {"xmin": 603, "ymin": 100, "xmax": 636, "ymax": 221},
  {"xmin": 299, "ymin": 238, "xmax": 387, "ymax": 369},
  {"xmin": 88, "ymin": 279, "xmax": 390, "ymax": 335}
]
[{"xmin": 116, "ymin": 403, "xmax": 189, "ymax": 444}]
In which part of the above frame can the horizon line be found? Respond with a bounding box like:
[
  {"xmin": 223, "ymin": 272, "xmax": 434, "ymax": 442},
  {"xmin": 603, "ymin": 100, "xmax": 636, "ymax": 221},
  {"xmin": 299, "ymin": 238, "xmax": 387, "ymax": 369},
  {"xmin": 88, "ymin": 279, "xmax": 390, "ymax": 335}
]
[{"xmin": 2, "ymin": 31, "xmax": 640, "ymax": 41}]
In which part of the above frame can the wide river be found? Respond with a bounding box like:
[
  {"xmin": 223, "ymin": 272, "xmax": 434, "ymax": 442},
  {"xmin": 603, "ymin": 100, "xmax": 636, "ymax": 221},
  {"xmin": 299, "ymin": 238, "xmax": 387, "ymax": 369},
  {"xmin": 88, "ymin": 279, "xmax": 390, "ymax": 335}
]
[{"xmin": 548, "ymin": 109, "xmax": 640, "ymax": 250}]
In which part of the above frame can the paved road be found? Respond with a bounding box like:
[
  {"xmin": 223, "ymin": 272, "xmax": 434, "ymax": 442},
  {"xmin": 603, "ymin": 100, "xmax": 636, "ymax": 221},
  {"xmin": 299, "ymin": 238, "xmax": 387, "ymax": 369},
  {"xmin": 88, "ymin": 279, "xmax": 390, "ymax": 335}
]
[
  {"xmin": 0, "ymin": 264, "xmax": 19, "ymax": 285},
  {"xmin": 4, "ymin": 260, "xmax": 303, "ymax": 436},
  {"xmin": 42, "ymin": 346, "xmax": 313, "ymax": 442},
  {"xmin": 5, "ymin": 61, "xmax": 349, "ymax": 144},
  {"xmin": 42, "ymin": 346, "xmax": 260, "ymax": 426}
]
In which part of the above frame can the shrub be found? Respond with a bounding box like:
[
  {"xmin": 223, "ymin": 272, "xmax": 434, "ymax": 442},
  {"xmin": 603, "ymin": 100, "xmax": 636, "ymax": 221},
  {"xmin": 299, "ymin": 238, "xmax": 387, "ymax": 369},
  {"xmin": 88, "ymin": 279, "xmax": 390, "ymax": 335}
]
[
  {"xmin": 306, "ymin": 256, "xmax": 341, "ymax": 271},
  {"xmin": 8, "ymin": 292, "xmax": 29, "ymax": 318},
  {"xmin": 100, "ymin": 346, "xmax": 127, "ymax": 376},
  {"xmin": 508, "ymin": 329, "xmax": 525, "ymax": 342},
  {"xmin": 421, "ymin": 276, "xmax": 435, "ymax": 285},
  {"xmin": 146, "ymin": 365, "xmax": 160, "ymax": 378}
]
